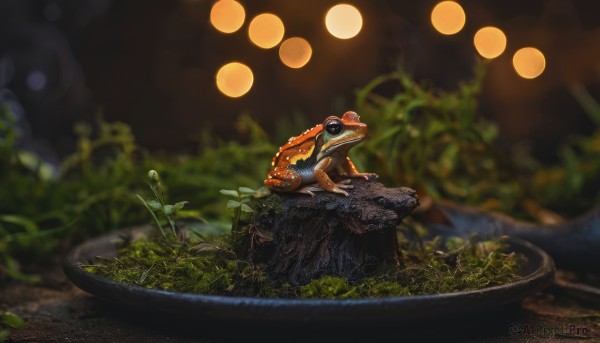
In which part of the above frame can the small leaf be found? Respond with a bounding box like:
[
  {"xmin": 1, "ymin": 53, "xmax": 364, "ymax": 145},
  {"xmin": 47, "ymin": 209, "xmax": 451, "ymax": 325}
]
[
  {"xmin": 219, "ymin": 189, "xmax": 239, "ymax": 197},
  {"xmin": 252, "ymin": 186, "xmax": 271, "ymax": 198},
  {"xmin": 241, "ymin": 204, "xmax": 254, "ymax": 213},
  {"xmin": 238, "ymin": 187, "xmax": 255, "ymax": 194},
  {"xmin": 173, "ymin": 201, "xmax": 188, "ymax": 210},
  {"xmin": 0, "ymin": 215, "xmax": 38, "ymax": 234},
  {"xmin": 0, "ymin": 312, "xmax": 26, "ymax": 330},
  {"xmin": 147, "ymin": 199, "xmax": 161, "ymax": 210},
  {"xmin": 3, "ymin": 256, "xmax": 40, "ymax": 284},
  {"xmin": 226, "ymin": 200, "xmax": 241, "ymax": 209},
  {"xmin": 186, "ymin": 222, "xmax": 224, "ymax": 237},
  {"xmin": 190, "ymin": 242, "xmax": 219, "ymax": 252},
  {"xmin": 0, "ymin": 329, "xmax": 9, "ymax": 342},
  {"xmin": 163, "ymin": 205, "xmax": 174, "ymax": 216}
]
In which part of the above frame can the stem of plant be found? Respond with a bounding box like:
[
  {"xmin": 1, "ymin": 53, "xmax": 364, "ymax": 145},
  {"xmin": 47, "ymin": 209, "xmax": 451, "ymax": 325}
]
[{"xmin": 135, "ymin": 194, "xmax": 167, "ymax": 240}]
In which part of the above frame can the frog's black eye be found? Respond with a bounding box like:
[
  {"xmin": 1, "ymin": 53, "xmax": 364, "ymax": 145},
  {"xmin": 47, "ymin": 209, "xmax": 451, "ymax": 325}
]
[{"xmin": 325, "ymin": 121, "xmax": 342, "ymax": 135}]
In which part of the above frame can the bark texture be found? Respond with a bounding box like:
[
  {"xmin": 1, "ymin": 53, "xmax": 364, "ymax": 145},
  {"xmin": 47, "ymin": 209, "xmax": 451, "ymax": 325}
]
[{"xmin": 241, "ymin": 179, "xmax": 419, "ymax": 285}]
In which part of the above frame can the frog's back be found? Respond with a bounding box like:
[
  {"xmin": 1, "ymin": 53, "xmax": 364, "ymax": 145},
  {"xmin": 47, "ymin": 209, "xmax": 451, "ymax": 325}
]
[{"xmin": 271, "ymin": 124, "xmax": 322, "ymax": 169}]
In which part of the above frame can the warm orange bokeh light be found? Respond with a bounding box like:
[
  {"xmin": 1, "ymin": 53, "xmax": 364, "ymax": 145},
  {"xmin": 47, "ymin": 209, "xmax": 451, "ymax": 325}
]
[
  {"xmin": 513, "ymin": 47, "xmax": 546, "ymax": 79},
  {"xmin": 279, "ymin": 37, "xmax": 312, "ymax": 69},
  {"xmin": 473, "ymin": 26, "xmax": 507, "ymax": 59},
  {"xmin": 215, "ymin": 62, "xmax": 254, "ymax": 97},
  {"xmin": 209, "ymin": 0, "xmax": 245, "ymax": 34},
  {"xmin": 431, "ymin": 1, "xmax": 466, "ymax": 35},
  {"xmin": 248, "ymin": 13, "xmax": 285, "ymax": 49},
  {"xmin": 325, "ymin": 4, "xmax": 363, "ymax": 39}
]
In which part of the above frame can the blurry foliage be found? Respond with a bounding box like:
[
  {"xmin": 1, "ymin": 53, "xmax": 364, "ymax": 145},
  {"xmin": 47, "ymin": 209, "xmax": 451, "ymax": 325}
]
[
  {"xmin": 155, "ymin": 114, "xmax": 274, "ymax": 220},
  {"xmin": 352, "ymin": 64, "xmax": 600, "ymax": 220},
  {"xmin": 527, "ymin": 85, "xmax": 600, "ymax": 218},
  {"xmin": 353, "ymin": 64, "xmax": 524, "ymax": 216},
  {"xmin": 2, "ymin": 64, "xmax": 600, "ymax": 283},
  {"xmin": 0, "ymin": 107, "xmax": 273, "ymax": 281}
]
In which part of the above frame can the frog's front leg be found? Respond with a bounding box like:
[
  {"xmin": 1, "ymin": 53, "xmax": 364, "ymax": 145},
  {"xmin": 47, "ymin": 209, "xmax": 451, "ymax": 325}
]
[
  {"xmin": 337, "ymin": 157, "xmax": 378, "ymax": 180},
  {"xmin": 264, "ymin": 168, "xmax": 302, "ymax": 192},
  {"xmin": 312, "ymin": 157, "xmax": 354, "ymax": 196}
]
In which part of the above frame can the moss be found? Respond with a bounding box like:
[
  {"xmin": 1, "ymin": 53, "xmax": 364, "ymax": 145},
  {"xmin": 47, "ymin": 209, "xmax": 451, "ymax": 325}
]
[
  {"xmin": 82, "ymin": 171, "xmax": 523, "ymax": 299},
  {"xmin": 86, "ymin": 230, "xmax": 522, "ymax": 299},
  {"xmin": 300, "ymin": 277, "xmax": 410, "ymax": 299},
  {"xmin": 300, "ymin": 276, "xmax": 361, "ymax": 299},
  {"xmin": 298, "ymin": 234, "xmax": 522, "ymax": 298},
  {"xmin": 85, "ymin": 234, "xmax": 280, "ymax": 297}
]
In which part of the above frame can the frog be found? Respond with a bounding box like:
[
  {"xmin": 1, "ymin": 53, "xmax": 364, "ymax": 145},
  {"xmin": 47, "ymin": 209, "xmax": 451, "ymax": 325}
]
[{"xmin": 264, "ymin": 111, "xmax": 377, "ymax": 196}]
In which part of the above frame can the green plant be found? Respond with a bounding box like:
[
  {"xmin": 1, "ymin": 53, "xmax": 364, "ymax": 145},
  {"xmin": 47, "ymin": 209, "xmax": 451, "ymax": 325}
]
[
  {"xmin": 219, "ymin": 186, "xmax": 274, "ymax": 249},
  {"xmin": 353, "ymin": 65, "xmax": 527, "ymax": 216},
  {"xmin": 85, "ymin": 174, "xmax": 280, "ymax": 297},
  {"xmin": 526, "ymin": 85, "xmax": 600, "ymax": 218},
  {"xmin": 136, "ymin": 170, "xmax": 188, "ymax": 241},
  {"xmin": 352, "ymin": 65, "xmax": 600, "ymax": 220},
  {"xmin": 0, "ymin": 108, "xmax": 151, "ymax": 281},
  {"xmin": 0, "ymin": 311, "xmax": 25, "ymax": 342},
  {"xmin": 0, "ymin": 108, "xmax": 275, "ymax": 281}
]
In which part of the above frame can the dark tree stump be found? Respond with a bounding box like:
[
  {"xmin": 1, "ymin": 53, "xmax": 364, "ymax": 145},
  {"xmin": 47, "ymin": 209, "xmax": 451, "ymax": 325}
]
[{"xmin": 241, "ymin": 179, "xmax": 419, "ymax": 286}]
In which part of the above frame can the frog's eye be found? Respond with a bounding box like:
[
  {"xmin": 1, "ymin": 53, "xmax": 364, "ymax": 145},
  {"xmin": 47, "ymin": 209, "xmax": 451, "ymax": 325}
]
[{"xmin": 325, "ymin": 120, "xmax": 342, "ymax": 135}]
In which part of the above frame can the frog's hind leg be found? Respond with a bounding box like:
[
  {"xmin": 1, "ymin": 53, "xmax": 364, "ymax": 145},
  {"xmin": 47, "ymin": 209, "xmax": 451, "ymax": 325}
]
[
  {"xmin": 296, "ymin": 180, "xmax": 353, "ymax": 196},
  {"xmin": 295, "ymin": 184, "xmax": 321, "ymax": 196},
  {"xmin": 264, "ymin": 169, "xmax": 302, "ymax": 193}
]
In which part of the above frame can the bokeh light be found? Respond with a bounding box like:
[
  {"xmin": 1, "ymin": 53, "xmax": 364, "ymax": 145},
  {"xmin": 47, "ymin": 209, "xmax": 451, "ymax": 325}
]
[
  {"xmin": 248, "ymin": 13, "xmax": 285, "ymax": 49},
  {"xmin": 513, "ymin": 47, "xmax": 546, "ymax": 79},
  {"xmin": 325, "ymin": 4, "xmax": 363, "ymax": 39},
  {"xmin": 215, "ymin": 62, "xmax": 254, "ymax": 98},
  {"xmin": 279, "ymin": 37, "xmax": 312, "ymax": 69},
  {"xmin": 209, "ymin": 0, "xmax": 245, "ymax": 34},
  {"xmin": 431, "ymin": 1, "xmax": 466, "ymax": 35},
  {"xmin": 473, "ymin": 26, "xmax": 507, "ymax": 59},
  {"xmin": 27, "ymin": 71, "xmax": 47, "ymax": 91}
]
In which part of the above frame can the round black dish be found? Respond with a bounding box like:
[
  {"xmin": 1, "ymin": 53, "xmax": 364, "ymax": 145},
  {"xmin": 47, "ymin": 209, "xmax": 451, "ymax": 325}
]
[{"xmin": 64, "ymin": 228, "xmax": 555, "ymax": 325}]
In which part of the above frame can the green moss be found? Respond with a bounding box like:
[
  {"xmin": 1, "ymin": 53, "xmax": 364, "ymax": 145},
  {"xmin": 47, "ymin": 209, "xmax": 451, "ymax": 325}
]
[
  {"xmin": 86, "ymin": 229, "xmax": 522, "ymax": 299},
  {"xmin": 300, "ymin": 276, "xmax": 410, "ymax": 299},
  {"xmin": 85, "ymin": 234, "xmax": 279, "ymax": 297},
  {"xmin": 85, "ymin": 177, "xmax": 522, "ymax": 299},
  {"xmin": 299, "ymin": 233, "xmax": 522, "ymax": 298}
]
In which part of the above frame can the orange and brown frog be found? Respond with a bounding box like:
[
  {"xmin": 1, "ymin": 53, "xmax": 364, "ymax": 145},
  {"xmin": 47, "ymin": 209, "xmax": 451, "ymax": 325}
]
[{"xmin": 264, "ymin": 111, "xmax": 377, "ymax": 196}]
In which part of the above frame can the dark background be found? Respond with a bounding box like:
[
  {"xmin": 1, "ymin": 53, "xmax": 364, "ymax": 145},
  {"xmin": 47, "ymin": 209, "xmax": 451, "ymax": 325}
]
[{"xmin": 1, "ymin": 0, "xmax": 599, "ymax": 162}]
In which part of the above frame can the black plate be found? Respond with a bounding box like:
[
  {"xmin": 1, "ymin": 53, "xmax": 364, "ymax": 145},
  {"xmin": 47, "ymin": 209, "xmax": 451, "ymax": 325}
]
[{"xmin": 63, "ymin": 228, "xmax": 555, "ymax": 325}]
